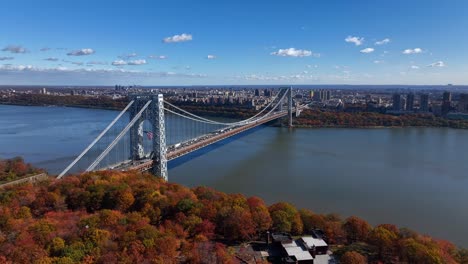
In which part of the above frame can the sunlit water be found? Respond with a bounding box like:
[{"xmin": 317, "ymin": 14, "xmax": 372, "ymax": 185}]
[{"xmin": 1, "ymin": 104, "xmax": 467, "ymax": 246}]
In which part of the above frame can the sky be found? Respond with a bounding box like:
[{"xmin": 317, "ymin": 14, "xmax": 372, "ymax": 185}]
[{"xmin": 1, "ymin": 0, "xmax": 468, "ymax": 86}]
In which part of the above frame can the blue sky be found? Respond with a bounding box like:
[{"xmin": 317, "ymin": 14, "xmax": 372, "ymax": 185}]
[{"xmin": 1, "ymin": 0, "xmax": 468, "ymax": 85}]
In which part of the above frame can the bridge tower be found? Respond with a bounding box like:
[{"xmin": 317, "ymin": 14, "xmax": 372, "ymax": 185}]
[
  {"xmin": 287, "ymin": 87, "xmax": 293, "ymax": 127},
  {"xmin": 129, "ymin": 94, "xmax": 168, "ymax": 180}
]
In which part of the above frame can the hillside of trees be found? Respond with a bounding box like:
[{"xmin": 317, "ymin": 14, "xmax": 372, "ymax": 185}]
[
  {"xmin": 0, "ymin": 157, "xmax": 44, "ymax": 183},
  {"xmin": 0, "ymin": 170, "xmax": 466, "ymax": 263},
  {"xmin": 0, "ymin": 94, "xmax": 128, "ymax": 110},
  {"xmin": 294, "ymin": 109, "xmax": 468, "ymax": 129},
  {"xmin": 0, "ymin": 94, "xmax": 256, "ymax": 119}
]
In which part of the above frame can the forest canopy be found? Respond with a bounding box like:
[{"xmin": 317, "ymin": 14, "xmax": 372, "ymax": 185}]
[{"xmin": 0, "ymin": 169, "xmax": 466, "ymax": 263}]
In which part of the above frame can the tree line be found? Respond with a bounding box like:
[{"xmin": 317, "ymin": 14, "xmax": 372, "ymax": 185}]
[
  {"xmin": 0, "ymin": 157, "xmax": 44, "ymax": 183},
  {"xmin": 294, "ymin": 109, "xmax": 468, "ymax": 129}
]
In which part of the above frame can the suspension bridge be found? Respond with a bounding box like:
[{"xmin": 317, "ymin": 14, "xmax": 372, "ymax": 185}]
[{"xmin": 57, "ymin": 87, "xmax": 303, "ymax": 181}]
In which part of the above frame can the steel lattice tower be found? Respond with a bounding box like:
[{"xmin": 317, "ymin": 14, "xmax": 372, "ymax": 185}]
[{"xmin": 129, "ymin": 94, "xmax": 168, "ymax": 180}]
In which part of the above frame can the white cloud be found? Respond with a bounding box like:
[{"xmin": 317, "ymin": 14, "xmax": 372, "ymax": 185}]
[
  {"xmin": 148, "ymin": 55, "xmax": 167, "ymax": 59},
  {"xmin": 111, "ymin": 59, "xmax": 147, "ymax": 66},
  {"xmin": 44, "ymin": 57, "xmax": 59, "ymax": 61},
  {"xmin": 402, "ymin": 48, "xmax": 422, "ymax": 54},
  {"xmin": 271, "ymin": 48, "xmax": 317, "ymax": 57},
  {"xmin": 127, "ymin": 59, "xmax": 147, "ymax": 65},
  {"xmin": 345, "ymin": 36, "xmax": 364, "ymax": 46},
  {"xmin": 206, "ymin": 55, "xmax": 216, "ymax": 59},
  {"xmin": 63, "ymin": 60, "xmax": 84, "ymax": 66},
  {"xmin": 373, "ymin": 60, "xmax": 384, "ymax": 64},
  {"xmin": 112, "ymin": 60, "xmax": 127, "ymax": 66},
  {"xmin": 360, "ymin": 48, "xmax": 374, "ymax": 53},
  {"xmin": 118, "ymin": 53, "xmax": 138, "ymax": 59},
  {"xmin": 67, "ymin": 48, "xmax": 95, "ymax": 56},
  {"xmin": 163, "ymin": 33, "xmax": 192, "ymax": 43},
  {"xmin": 87, "ymin": 61, "xmax": 107, "ymax": 65},
  {"xmin": 375, "ymin": 38, "xmax": 390, "ymax": 45},
  {"xmin": 0, "ymin": 57, "xmax": 14, "ymax": 61},
  {"xmin": 40, "ymin": 47, "xmax": 51, "ymax": 52},
  {"xmin": 410, "ymin": 65, "xmax": 420, "ymax": 69},
  {"xmin": 306, "ymin": 64, "xmax": 318, "ymax": 68},
  {"xmin": 427, "ymin": 61, "xmax": 446, "ymax": 67},
  {"xmin": 2, "ymin": 45, "xmax": 28, "ymax": 53}
]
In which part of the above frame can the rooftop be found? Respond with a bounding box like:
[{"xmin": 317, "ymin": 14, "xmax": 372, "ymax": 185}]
[
  {"xmin": 281, "ymin": 241, "xmax": 313, "ymax": 261},
  {"xmin": 301, "ymin": 236, "xmax": 328, "ymax": 248}
]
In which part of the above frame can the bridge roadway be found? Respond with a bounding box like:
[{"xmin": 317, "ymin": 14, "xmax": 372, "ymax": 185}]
[{"xmin": 113, "ymin": 108, "xmax": 298, "ymax": 172}]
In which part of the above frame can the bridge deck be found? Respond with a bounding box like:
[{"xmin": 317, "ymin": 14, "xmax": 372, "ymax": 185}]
[{"xmin": 121, "ymin": 110, "xmax": 290, "ymax": 172}]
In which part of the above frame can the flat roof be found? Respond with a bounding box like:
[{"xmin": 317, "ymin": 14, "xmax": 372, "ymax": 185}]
[
  {"xmin": 314, "ymin": 254, "xmax": 336, "ymax": 264},
  {"xmin": 271, "ymin": 232, "xmax": 293, "ymax": 243},
  {"xmin": 281, "ymin": 241, "xmax": 313, "ymax": 261},
  {"xmin": 301, "ymin": 236, "xmax": 328, "ymax": 248}
]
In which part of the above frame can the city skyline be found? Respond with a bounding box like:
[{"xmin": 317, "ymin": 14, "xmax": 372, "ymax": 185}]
[{"xmin": 1, "ymin": 0, "xmax": 468, "ymax": 85}]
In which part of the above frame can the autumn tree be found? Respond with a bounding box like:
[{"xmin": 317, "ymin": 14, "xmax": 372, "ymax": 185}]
[
  {"xmin": 269, "ymin": 202, "xmax": 303, "ymax": 235},
  {"xmin": 247, "ymin": 197, "xmax": 272, "ymax": 235},
  {"xmin": 343, "ymin": 216, "xmax": 371, "ymax": 243},
  {"xmin": 217, "ymin": 205, "xmax": 255, "ymax": 241},
  {"xmin": 367, "ymin": 226, "xmax": 398, "ymax": 260},
  {"xmin": 340, "ymin": 251, "xmax": 368, "ymax": 264}
]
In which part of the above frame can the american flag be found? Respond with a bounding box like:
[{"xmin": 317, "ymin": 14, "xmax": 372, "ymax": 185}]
[{"xmin": 144, "ymin": 131, "xmax": 153, "ymax": 140}]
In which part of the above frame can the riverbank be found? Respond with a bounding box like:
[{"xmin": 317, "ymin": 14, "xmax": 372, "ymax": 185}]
[{"xmin": 293, "ymin": 109, "xmax": 468, "ymax": 129}]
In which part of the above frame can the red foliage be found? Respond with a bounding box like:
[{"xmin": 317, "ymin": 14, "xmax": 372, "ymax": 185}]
[{"xmin": 0, "ymin": 170, "xmax": 463, "ymax": 263}]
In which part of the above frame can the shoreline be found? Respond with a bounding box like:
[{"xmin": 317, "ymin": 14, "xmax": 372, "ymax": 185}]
[{"xmin": 2, "ymin": 102, "xmax": 467, "ymax": 130}]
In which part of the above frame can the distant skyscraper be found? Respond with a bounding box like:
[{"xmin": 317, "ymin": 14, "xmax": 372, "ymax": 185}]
[
  {"xmin": 406, "ymin": 93, "xmax": 415, "ymax": 112},
  {"xmin": 310, "ymin": 91, "xmax": 314, "ymax": 99},
  {"xmin": 443, "ymin": 91, "xmax": 452, "ymax": 102},
  {"xmin": 326, "ymin": 90, "xmax": 331, "ymax": 100},
  {"xmin": 458, "ymin": 93, "xmax": 468, "ymax": 113},
  {"xmin": 420, "ymin": 94, "xmax": 429, "ymax": 112},
  {"xmin": 392, "ymin": 93, "xmax": 402, "ymax": 111},
  {"xmin": 313, "ymin": 90, "xmax": 322, "ymax": 101},
  {"xmin": 442, "ymin": 91, "xmax": 452, "ymax": 115},
  {"xmin": 254, "ymin": 89, "xmax": 260, "ymax": 97}
]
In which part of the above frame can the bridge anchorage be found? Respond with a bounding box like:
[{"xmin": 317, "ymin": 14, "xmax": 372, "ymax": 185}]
[{"xmin": 58, "ymin": 86, "xmax": 303, "ymax": 181}]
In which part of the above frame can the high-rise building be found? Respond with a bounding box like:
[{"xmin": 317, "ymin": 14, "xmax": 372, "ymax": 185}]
[
  {"xmin": 443, "ymin": 91, "xmax": 452, "ymax": 102},
  {"xmin": 310, "ymin": 91, "xmax": 314, "ymax": 99},
  {"xmin": 420, "ymin": 94, "xmax": 429, "ymax": 112},
  {"xmin": 442, "ymin": 91, "xmax": 452, "ymax": 115},
  {"xmin": 392, "ymin": 93, "xmax": 402, "ymax": 111},
  {"xmin": 326, "ymin": 90, "xmax": 331, "ymax": 100},
  {"xmin": 254, "ymin": 89, "xmax": 260, "ymax": 97},
  {"xmin": 458, "ymin": 93, "xmax": 468, "ymax": 113},
  {"xmin": 406, "ymin": 93, "xmax": 415, "ymax": 112},
  {"xmin": 313, "ymin": 90, "xmax": 321, "ymax": 101}
]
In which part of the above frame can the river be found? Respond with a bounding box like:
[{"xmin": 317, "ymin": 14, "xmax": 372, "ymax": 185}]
[{"xmin": 1, "ymin": 104, "xmax": 467, "ymax": 246}]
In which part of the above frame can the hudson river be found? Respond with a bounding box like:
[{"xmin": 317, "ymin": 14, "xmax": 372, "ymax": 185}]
[{"xmin": 1, "ymin": 105, "xmax": 468, "ymax": 246}]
